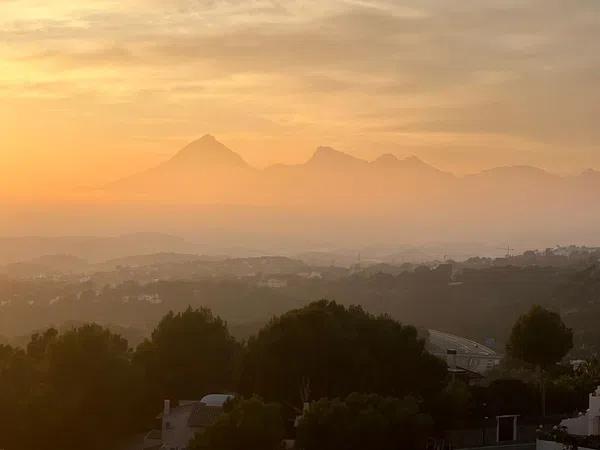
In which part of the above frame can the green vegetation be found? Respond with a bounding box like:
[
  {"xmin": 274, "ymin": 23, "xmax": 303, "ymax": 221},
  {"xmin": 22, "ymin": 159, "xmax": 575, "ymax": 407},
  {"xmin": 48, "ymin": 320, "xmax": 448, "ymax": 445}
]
[
  {"xmin": 134, "ymin": 307, "xmax": 239, "ymax": 401},
  {"xmin": 296, "ymin": 393, "xmax": 433, "ymax": 450},
  {"xmin": 4, "ymin": 260, "xmax": 600, "ymax": 356},
  {"xmin": 0, "ymin": 301, "xmax": 449, "ymax": 450},
  {"xmin": 506, "ymin": 305, "xmax": 573, "ymax": 416},
  {"xmin": 240, "ymin": 300, "xmax": 447, "ymax": 405},
  {"xmin": 0, "ymin": 325, "xmax": 143, "ymax": 450},
  {"xmin": 190, "ymin": 396, "xmax": 284, "ymax": 450},
  {"xmin": 0, "ymin": 294, "xmax": 596, "ymax": 450}
]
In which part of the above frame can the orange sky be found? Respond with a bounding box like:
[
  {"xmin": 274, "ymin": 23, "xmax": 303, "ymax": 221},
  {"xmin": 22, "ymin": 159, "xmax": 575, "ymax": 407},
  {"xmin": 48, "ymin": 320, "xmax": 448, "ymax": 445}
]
[{"xmin": 2, "ymin": 0, "xmax": 600, "ymax": 200}]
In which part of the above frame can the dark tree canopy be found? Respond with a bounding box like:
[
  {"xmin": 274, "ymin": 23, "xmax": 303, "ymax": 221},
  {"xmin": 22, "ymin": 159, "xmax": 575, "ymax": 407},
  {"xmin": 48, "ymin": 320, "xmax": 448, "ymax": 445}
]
[
  {"xmin": 190, "ymin": 396, "xmax": 284, "ymax": 450},
  {"xmin": 296, "ymin": 393, "xmax": 433, "ymax": 450},
  {"xmin": 506, "ymin": 305, "xmax": 573, "ymax": 369},
  {"xmin": 240, "ymin": 300, "xmax": 447, "ymax": 406},
  {"xmin": 135, "ymin": 306, "xmax": 239, "ymax": 400},
  {"xmin": 0, "ymin": 345, "xmax": 36, "ymax": 450},
  {"xmin": 39, "ymin": 324, "xmax": 140, "ymax": 450},
  {"xmin": 26, "ymin": 328, "xmax": 58, "ymax": 360},
  {"xmin": 0, "ymin": 325, "xmax": 142, "ymax": 450}
]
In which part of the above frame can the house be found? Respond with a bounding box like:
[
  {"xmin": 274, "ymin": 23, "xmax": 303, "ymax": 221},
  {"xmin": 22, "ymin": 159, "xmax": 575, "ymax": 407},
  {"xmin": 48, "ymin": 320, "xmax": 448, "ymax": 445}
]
[
  {"xmin": 557, "ymin": 385, "xmax": 600, "ymax": 436},
  {"xmin": 159, "ymin": 394, "xmax": 233, "ymax": 450},
  {"xmin": 536, "ymin": 386, "xmax": 600, "ymax": 450},
  {"xmin": 427, "ymin": 329, "xmax": 502, "ymax": 376}
]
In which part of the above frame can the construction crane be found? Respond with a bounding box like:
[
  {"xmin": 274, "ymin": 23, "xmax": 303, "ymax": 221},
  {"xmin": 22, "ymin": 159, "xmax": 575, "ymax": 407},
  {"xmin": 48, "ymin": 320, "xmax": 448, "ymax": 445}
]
[{"xmin": 497, "ymin": 245, "xmax": 515, "ymax": 258}]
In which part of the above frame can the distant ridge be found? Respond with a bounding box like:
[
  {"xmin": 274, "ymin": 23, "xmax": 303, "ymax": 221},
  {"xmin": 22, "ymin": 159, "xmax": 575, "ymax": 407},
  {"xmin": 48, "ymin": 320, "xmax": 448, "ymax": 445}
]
[
  {"xmin": 165, "ymin": 134, "xmax": 249, "ymax": 169},
  {"xmin": 305, "ymin": 146, "xmax": 367, "ymax": 169},
  {"xmin": 107, "ymin": 135, "xmax": 252, "ymax": 194},
  {"xmin": 103, "ymin": 135, "xmax": 600, "ymax": 214}
]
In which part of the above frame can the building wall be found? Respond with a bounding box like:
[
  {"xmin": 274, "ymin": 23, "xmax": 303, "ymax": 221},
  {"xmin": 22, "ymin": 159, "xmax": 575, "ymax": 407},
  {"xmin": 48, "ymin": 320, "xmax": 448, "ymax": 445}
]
[
  {"xmin": 537, "ymin": 439, "xmax": 594, "ymax": 450},
  {"xmin": 162, "ymin": 402, "xmax": 198, "ymax": 450},
  {"xmin": 561, "ymin": 415, "xmax": 588, "ymax": 436},
  {"xmin": 559, "ymin": 386, "xmax": 600, "ymax": 436}
]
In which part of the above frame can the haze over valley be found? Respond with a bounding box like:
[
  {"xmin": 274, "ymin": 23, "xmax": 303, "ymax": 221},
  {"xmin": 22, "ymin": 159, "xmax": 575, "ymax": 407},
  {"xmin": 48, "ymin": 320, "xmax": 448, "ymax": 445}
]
[{"xmin": 3, "ymin": 134, "xmax": 600, "ymax": 252}]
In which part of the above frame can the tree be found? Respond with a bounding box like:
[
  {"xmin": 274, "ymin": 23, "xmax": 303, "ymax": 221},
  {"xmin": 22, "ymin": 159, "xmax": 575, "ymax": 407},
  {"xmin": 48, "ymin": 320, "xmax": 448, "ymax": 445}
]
[
  {"xmin": 296, "ymin": 393, "xmax": 433, "ymax": 450},
  {"xmin": 33, "ymin": 324, "xmax": 141, "ymax": 450},
  {"xmin": 240, "ymin": 300, "xmax": 447, "ymax": 407},
  {"xmin": 506, "ymin": 305, "xmax": 573, "ymax": 416},
  {"xmin": 134, "ymin": 307, "xmax": 240, "ymax": 401},
  {"xmin": 0, "ymin": 325, "xmax": 145, "ymax": 450},
  {"xmin": 190, "ymin": 396, "xmax": 284, "ymax": 450},
  {"xmin": 26, "ymin": 328, "xmax": 58, "ymax": 360},
  {"xmin": 0, "ymin": 345, "xmax": 38, "ymax": 450}
]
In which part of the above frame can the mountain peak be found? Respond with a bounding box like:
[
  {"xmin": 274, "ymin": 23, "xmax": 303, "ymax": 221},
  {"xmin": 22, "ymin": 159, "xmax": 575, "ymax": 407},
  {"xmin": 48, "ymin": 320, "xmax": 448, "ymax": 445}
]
[
  {"xmin": 373, "ymin": 153, "xmax": 399, "ymax": 165},
  {"xmin": 371, "ymin": 153, "xmax": 440, "ymax": 172},
  {"xmin": 306, "ymin": 146, "xmax": 367, "ymax": 168},
  {"xmin": 197, "ymin": 133, "xmax": 217, "ymax": 144},
  {"xmin": 167, "ymin": 135, "xmax": 248, "ymax": 168}
]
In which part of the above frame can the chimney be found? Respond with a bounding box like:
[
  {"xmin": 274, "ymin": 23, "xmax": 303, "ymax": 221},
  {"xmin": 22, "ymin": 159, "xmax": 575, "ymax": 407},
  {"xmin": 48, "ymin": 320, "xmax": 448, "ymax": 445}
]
[
  {"xmin": 447, "ymin": 349, "xmax": 457, "ymax": 370},
  {"xmin": 164, "ymin": 399, "xmax": 171, "ymax": 417}
]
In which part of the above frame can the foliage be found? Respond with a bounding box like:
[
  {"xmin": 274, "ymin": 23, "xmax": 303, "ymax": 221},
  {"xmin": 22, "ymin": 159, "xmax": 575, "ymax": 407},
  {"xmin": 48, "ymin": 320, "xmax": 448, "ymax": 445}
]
[
  {"xmin": 431, "ymin": 380, "xmax": 473, "ymax": 428},
  {"xmin": 506, "ymin": 305, "xmax": 573, "ymax": 416},
  {"xmin": 0, "ymin": 325, "xmax": 143, "ymax": 450},
  {"xmin": 546, "ymin": 360, "xmax": 600, "ymax": 414},
  {"xmin": 240, "ymin": 300, "xmax": 447, "ymax": 406},
  {"xmin": 190, "ymin": 396, "xmax": 284, "ymax": 450},
  {"xmin": 296, "ymin": 393, "xmax": 433, "ymax": 450},
  {"xmin": 0, "ymin": 262, "xmax": 579, "ymax": 358},
  {"xmin": 506, "ymin": 305, "xmax": 573, "ymax": 369},
  {"xmin": 134, "ymin": 306, "xmax": 240, "ymax": 401}
]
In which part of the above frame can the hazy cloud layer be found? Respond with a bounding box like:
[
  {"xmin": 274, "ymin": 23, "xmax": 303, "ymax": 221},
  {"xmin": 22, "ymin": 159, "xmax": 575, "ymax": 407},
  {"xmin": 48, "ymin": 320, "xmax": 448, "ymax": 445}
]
[{"xmin": 1, "ymin": 0, "xmax": 600, "ymax": 194}]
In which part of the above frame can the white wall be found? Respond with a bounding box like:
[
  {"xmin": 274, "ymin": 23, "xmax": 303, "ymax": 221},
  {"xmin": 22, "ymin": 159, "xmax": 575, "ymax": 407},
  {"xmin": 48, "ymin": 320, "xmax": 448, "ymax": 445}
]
[
  {"xmin": 162, "ymin": 403, "xmax": 198, "ymax": 450},
  {"xmin": 560, "ymin": 415, "xmax": 588, "ymax": 436},
  {"xmin": 537, "ymin": 439, "xmax": 594, "ymax": 450}
]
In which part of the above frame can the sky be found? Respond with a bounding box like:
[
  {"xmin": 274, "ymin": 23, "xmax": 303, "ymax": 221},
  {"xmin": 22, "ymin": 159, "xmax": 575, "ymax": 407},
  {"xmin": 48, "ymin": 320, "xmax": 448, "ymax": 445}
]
[{"xmin": 2, "ymin": 0, "xmax": 600, "ymax": 199}]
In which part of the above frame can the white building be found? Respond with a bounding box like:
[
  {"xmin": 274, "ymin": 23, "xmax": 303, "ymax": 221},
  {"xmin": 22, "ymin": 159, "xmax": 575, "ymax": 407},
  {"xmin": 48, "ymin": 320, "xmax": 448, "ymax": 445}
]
[
  {"xmin": 537, "ymin": 386, "xmax": 600, "ymax": 450},
  {"xmin": 159, "ymin": 394, "xmax": 233, "ymax": 450},
  {"xmin": 558, "ymin": 386, "xmax": 600, "ymax": 436},
  {"xmin": 428, "ymin": 329, "xmax": 502, "ymax": 375}
]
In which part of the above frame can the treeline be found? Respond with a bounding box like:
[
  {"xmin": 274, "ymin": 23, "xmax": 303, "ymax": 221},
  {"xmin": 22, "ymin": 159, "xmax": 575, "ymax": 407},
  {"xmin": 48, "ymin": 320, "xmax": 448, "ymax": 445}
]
[
  {"xmin": 0, "ymin": 300, "xmax": 448, "ymax": 450},
  {"xmin": 1, "ymin": 300, "xmax": 599, "ymax": 450},
  {"xmin": 0, "ymin": 263, "xmax": 580, "ymax": 349}
]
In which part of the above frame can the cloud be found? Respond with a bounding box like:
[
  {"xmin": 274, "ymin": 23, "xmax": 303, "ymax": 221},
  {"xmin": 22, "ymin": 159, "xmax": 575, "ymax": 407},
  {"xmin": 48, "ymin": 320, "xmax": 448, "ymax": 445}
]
[{"xmin": 2, "ymin": 0, "xmax": 600, "ymax": 176}]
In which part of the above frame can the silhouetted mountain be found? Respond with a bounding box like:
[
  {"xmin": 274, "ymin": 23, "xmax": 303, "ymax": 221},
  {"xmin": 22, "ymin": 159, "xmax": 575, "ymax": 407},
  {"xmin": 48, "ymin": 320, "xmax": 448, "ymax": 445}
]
[
  {"xmin": 163, "ymin": 134, "xmax": 249, "ymax": 169},
  {"xmin": 105, "ymin": 135, "xmax": 600, "ymax": 206},
  {"xmin": 370, "ymin": 154, "xmax": 454, "ymax": 182},
  {"xmin": 305, "ymin": 146, "xmax": 368, "ymax": 170},
  {"xmin": 92, "ymin": 136, "xmax": 600, "ymax": 247},
  {"xmin": 467, "ymin": 165, "xmax": 558, "ymax": 183},
  {"xmin": 107, "ymin": 135, "xmax": 254, "ymax": 198}
]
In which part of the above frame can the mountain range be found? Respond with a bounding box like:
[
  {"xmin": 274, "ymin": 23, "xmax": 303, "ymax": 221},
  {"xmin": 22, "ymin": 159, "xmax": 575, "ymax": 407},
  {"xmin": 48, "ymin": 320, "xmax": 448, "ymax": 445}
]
[
  {"xmin": 10, "ymin": 134, "xmax": 587, "ymax": 249},
  {"xmin": 106, "ymin": 134, "xmax": 599, "ymax": 208}
]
